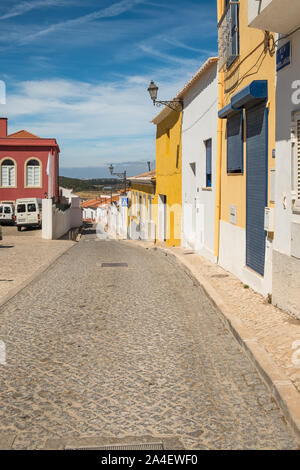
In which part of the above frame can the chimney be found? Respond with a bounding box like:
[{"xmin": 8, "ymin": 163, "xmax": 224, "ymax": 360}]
[{"xmin": 0, "ymin": 118, "xmax": 8, "ymax": 137}]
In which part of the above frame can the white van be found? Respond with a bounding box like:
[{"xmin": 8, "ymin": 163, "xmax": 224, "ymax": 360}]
[
  {"xmin": 0, "ymin": 203, "xmax": 15, "ymax": 225},
  {"xmin": 16, "ymin": 198, "xmax": 42, "ymax": 231}
]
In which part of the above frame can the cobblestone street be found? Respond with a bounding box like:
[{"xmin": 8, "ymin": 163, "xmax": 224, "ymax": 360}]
[{"xmin": 0, "ymin": 229, "xmax": 297, "ymax": 450}]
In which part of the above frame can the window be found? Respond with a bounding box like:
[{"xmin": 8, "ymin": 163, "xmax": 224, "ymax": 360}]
[
  {"xmin": 227, "ymin": 111, "xmax": 243, "ymax": 173},
  {"xmin": 148, "ymin": 196, "xmax": 152, "ymax": 221},
  {"xmin": 1, "ymin": 159, "xmax": 15, "ymax": 187},
  {"xmin": 26, "ymin": 159, "xmax": 41, "ymax": 187},
  {"xmin": 205, "ymin": 139, "xmax": 212, "ymax": 188},
  {"xmin": 27, "ymin": 204, "xmax": 36, "ymax": 213},
  {"xmin": 4, "ymin": 207, "xmax": 11, "ymax": 214},
  {"xmin": 166, "ymin": 129, "xmax": 170, "ymax": 157},
  {"xmin": 17, "ymin": 204, "xmax": 26, "ymax": 213},
  {"xmin": 218, "ymin": 1, "xmax": 240, "ymax": 70}
]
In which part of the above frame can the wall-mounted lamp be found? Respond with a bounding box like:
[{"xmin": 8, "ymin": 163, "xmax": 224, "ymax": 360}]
[{"xmin": 147, "ymin": 81, "xmax": 183, "ymax": 111}]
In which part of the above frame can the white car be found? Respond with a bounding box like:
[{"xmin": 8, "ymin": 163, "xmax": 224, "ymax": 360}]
[
  {"xmin": 0, "ymin": 224, "xmax": 2, "ymax": 241},
  {"xmin": 0, "ymin": 203, "xmax": 15, "ymax": 225}
]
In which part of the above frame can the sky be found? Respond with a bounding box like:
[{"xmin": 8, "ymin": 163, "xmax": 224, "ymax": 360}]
[{"xmin": 0, "ymin": 0, "xmax": 218, "ymax": 177}]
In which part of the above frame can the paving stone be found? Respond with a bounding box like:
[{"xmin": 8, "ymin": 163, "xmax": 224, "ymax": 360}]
[{"xmin": 0, "ymin": 230, "xmax": 297, "ymax": 449}]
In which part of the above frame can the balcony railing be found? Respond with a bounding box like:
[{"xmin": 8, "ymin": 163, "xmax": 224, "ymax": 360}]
[{"xmin": 218, "ymin": 1, "xmax": 240, "ymax": 71}]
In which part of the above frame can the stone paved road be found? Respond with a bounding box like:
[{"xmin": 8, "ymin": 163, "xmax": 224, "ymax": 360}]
[{"xmin": 0, "ymin": 228, "xmax": 297, "ymax": 449}]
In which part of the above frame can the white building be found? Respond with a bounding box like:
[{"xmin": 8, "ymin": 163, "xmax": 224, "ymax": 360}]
[
  {"xmin": 248, "ymin": 0, "xmax": 300, "ymax": 317},
  {"xmin": 181, "ymin": 58, "xmax": 218, "ymax": 262}
]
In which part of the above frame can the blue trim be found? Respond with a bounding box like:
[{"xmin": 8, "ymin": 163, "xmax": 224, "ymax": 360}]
[
  {"xmin": 226, "ymin": 110, "xmax": 244, "ymax": 174},
  {"xmin": 231, "ymin": 80, "xmax": 268, "ymax": 109},
  {"xmin": 219, "ymin": 80, "xmax": 268, "ymax": 119},
  {"xmin": 218, "ymin": 103, "xmax": 235, "ymax": 119}
]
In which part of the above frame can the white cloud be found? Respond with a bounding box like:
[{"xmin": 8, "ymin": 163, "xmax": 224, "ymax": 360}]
[
  {"xmin": 19, "ymin": 0, "xmax": 146, "ymax": 44},
  {"xmin": 4, "ymin": 62, "xmax": 200, "ymax": 165},
  {"xmin": 0, "ymin": 0, "xmax": 72, "ymax": 20}
]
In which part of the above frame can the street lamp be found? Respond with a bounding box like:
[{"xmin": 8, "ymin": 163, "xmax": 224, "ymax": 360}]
[
  {"xmin": 147, "ymin": 80, "xmax": 183, "ymax": 111},
  {"xmin": 109, "ymin": 164, "xmax": 127, "ymax": 194}
]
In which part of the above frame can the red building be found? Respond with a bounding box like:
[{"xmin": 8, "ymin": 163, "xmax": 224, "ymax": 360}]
[{"xmin": 0, "ymin": 118, "xmax": 60, "ymax": 203}]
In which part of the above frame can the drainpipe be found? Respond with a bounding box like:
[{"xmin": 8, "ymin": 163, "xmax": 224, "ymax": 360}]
[{"xmin": 214, "ymin": 0, "xmax": 224, "ymax": 261}]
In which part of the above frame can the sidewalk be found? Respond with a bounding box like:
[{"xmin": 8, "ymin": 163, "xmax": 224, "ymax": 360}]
[
  {"xmin": 125, "ymin": 240, "xmax": 300, "ymax": 444},
  {"xmin": 0, "ymin": 232, "xmax": 75, "ymax": 306}
]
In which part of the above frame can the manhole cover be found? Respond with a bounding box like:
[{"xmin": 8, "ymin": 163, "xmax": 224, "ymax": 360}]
[
  {"xmin": 101, "ymin": 263, "xmax": 128, "ymax": 268},
  {"xmin": 45, "ymin": 436, "xmax": 185, "ymax": 450},
  {"xmin": 65, "ymin": 443, "xmax": 164, "ymax": 451},
  {"xmin": 210, "ymin": 274, "xmax": 229, "ymax": 278}
]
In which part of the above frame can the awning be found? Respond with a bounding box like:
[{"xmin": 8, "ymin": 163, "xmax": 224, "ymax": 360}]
[
  {"xmin": 218, "ymin": 103, "xmax": 236, "ymax": 119},
  {"xmin": 231, "ymin": 80, "xmax": 268, "ymax": 109},
  {"xmin": 218, "ymin": 80, "xmax": 268, "ymax": 119}
]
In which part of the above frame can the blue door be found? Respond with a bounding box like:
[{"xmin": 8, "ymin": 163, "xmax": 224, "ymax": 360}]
[{"xmin": 246, "ymin": 102, "xmax": 268, "ymax": 276}]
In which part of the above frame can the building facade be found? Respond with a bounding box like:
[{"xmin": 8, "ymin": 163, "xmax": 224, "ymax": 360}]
[
  {"xmin": 128, "ymin": 171, "xmax": 156, "ymax": 241},
  {"xmin": 0, "ymin": 118, "xmax": 60, "ymax": 203},
  {"xmin": 152, "ymin": 109, "xmax": 182, "ymax": 247},
  {"xmin": 216, "ymin": 0, "xmax": 276, "ymax": 295},
  {"xmin": 181, "ymin": 58, "xmax": 219, "ymax": 262},
  {"xmin": 248, "ymin": 0, "xmax": 300, "ymax": 316}
]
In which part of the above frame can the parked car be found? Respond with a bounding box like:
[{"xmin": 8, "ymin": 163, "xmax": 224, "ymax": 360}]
[
  {"xmin": 0, "ymin": 224, "xmax": 2, "ymax": 241},
  {"xmin": 15, "ymin": 198, "xmax": 42, "ymax": 231},
  {"xmin": 0, "ymin": 203, "xmax": 15, "ymax": 225}
]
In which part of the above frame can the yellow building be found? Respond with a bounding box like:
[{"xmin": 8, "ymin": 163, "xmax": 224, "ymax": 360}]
[
  {"xmin": 151, "ymin": 108, "xmax": 182, "ymax": 247},
  {"xmin": 216, "ymin": 0, "xmax": 276, "ymax": 295},
  {"xmin": 128, "ymin": 170, "xmax": 157, "ymax": 241}
]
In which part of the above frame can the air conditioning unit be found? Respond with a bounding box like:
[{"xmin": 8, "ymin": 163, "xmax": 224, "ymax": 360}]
[{"xmin": 264, "ymin": 207, "xmax": 274, "ymax": 232}]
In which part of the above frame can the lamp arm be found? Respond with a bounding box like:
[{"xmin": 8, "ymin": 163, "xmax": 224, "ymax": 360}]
[{"xmin": 153, "ymin": 99, "xmax": 183, "ymax": 111}]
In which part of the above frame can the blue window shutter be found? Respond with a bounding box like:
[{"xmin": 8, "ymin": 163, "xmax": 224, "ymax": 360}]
[
  {"xmin": 227, "ymin": 111, "xmax": 243, "ymax": 173},
  {"xmin": 206, "ymin": 139, "xmax": 212, "ymax": 187}
]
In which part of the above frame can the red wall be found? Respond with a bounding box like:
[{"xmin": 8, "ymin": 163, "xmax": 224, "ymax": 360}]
[{"xmin": 0, "ymin": 145, "xmax": 59, "ymax": 202}]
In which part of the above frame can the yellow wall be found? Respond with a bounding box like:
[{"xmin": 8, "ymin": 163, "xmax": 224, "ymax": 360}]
[
  {"xmin": 155, "ymin": 110, "xmax": 182, "ymax": 247},
  {"xmin": 129, "ymin": 183, "xmax": 157, "ymax": 226},
  {"xmin": 217, "ymin": 0, "xmax": 276, "ymax": 230}
]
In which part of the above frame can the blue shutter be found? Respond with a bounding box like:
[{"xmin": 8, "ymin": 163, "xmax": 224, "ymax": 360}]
[
  {"xmin": 205, "ymin": 139, "xmax": 212, "ymax": 187},
  {"xmin": 246, "ymin": 102, "xmax": 267, "ymax": 276},
  {"xmin": 227, "ymin": 111, "xmax": 243, "ymax": 173},
  {"xmin": 231, "ymin": 3, "xmax": 239, "ymax": 58}
]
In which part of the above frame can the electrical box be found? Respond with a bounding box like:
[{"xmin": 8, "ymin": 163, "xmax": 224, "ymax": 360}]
[
  {"xmin": 264, "ymin": 207, "xmax": 275, "ymax": 232},
  {"xmin": 230, "ymin": 205, "xmax": 237, "ymax": 225}
]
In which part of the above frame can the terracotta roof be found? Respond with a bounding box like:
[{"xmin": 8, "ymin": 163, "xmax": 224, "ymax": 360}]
[
  {"xmin": 81, "ymin": 195, "xmax": 120, "ymax": 209},
  {"xmin": 7, "ymin": 130, "xmax": 40, "ymax": 139},
  {"xmin": 151, "ymin": 57, "xmax": 218, "ymax": 125},
  {"xmin": 129, "ymin": 170, "xmax": 156, "ymax": 180}
]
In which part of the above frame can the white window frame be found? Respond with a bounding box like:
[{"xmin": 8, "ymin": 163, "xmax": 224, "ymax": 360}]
[
  {"xmin": 1, "ymin": 159, "xmax": 16, "ymax": 187},
  {"xmin": 26, "ymin": 159, "xmax": 41, "ymax": 188}
]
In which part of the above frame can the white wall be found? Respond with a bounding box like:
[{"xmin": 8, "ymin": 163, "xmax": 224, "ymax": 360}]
[
  {"xmin": 272, "ymin": 30, "xmax": 300, "ymax": 315},
  {"xmin": 274, "ymin": 30, "xmax": 300, "ymax": 257},
  {"xmin": 248, "ymin": 0, "xmax": 300, "ymax": 34},
  {"xmin": 181, "ymin": 62, "xmax": 218, "ymax": 263},
  {"xmin": 219, "ymin": 220, "xmax": 273, "ymax": 296},
  {"xmin": 42, "ymin": 198, "xmax": 82, "ymax": 240}
]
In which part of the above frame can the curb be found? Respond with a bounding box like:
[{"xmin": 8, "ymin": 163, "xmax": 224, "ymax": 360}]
[
  {"xmin": 129, "ymin": 240, "xmax": 300, "ymax": 446},
  {"xmin": 0, "ymin": 241, "xmax": 76, "ymax": 311}
]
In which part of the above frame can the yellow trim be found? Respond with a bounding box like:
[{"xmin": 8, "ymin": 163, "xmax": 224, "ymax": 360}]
[
  {"xmin": 0, "ymin": 156, "xmax": 17, "ymax": 189},
  {"xmin": 24, "ymin": 157, "xmax": 43, "ymax": 189}
]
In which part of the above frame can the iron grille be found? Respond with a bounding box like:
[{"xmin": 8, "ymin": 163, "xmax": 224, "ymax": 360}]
[{"xmin": 218, "ymin": 1, "xmax": 240, "ymax": 71}]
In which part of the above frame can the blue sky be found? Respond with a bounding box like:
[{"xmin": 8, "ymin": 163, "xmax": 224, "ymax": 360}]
[{"xmin": 0, "ymin": 0, "xmax": 217, "ymax": 177}]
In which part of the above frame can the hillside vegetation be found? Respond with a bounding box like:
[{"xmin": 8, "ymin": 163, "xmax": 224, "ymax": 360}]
[{"xmin": 59, "ymin": 176, "xmax": 122, "ymax": 192}]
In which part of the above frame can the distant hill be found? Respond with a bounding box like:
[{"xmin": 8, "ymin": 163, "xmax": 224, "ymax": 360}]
[
  {"xmin": 59, "ymin": 176, "xmax": 122, "ymax": 192},
  {"xmin": 60, "ymin": 161, "xmax": 155, "ymax": 179}
]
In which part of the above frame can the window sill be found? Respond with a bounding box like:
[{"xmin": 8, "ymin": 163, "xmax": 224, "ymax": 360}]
[{"xmin": 202, "ymin": 187, "xmax": 212, "ymax": 191}]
